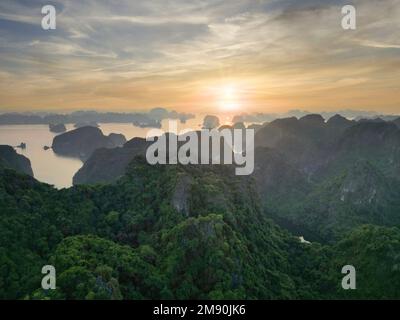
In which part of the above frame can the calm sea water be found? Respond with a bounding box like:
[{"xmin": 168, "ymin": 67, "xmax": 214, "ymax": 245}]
[{"xmin": 0, "ymin": 118, "xmax": 204, "ymax": 189}]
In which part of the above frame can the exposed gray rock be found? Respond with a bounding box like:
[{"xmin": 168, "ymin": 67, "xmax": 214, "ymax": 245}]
[{"xmin": 172, "ymin": 174, "xmax": 193, "ymax": 216}]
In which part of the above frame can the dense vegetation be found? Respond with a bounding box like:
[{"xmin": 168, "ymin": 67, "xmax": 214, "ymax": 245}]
[
  {"xmin": 1, "ymin": 155, "xmax": 399, "ymax": 299},
  {"xmin": 253, "ymin": 117, "xmax": 400, "ymax": 242}
]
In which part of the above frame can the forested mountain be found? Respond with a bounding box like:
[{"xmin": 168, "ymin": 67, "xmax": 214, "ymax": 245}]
[
  {"xmin": 73, "ymin": 138, "xmax": 150, "ymax": 184},
  {"xmin": 0, "ymin": 159, "xmax": 315, "ymax": 299},
  {"xmin": 73, "ymin": 116, "xmax": 400, "ymax": 242},
  {"xmin": 1, "ymin": 155, "xmax": 400, "ymax": 299},
  {"xmin": 394, "ymin": 117, "xmax": 400, "ymax": 128},
  {"xmin": 1, "ymin": 113, "xmax": 400, "ymax": 299},
  {"xmin": 254, "ymin": 118, "xmax": 400, "ymax": 241}
]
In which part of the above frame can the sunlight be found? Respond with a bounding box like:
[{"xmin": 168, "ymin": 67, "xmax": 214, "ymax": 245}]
[{"xmin": 219, "ymin": 84, "xmax": 241, "ymax": 112}]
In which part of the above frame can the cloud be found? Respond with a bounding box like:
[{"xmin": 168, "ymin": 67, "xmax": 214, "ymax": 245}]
[
  {"xmin": 359, "ymin": 40, "xmax": 400, "ymax": 49},
  {"xmin": 0, "ymin": 0, "xmax": 399, "ymax": 113}
]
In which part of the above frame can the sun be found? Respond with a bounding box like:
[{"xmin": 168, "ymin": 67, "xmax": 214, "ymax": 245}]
[
  {"xmin": 219, "ymin": 84, "xmax": 240, "ymax": 111},
  {"xmin": 222, "ymin": 85, "xmax": 235, "ymax": 100}
]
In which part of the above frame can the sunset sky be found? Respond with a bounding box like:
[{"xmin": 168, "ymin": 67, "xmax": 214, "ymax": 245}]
[{"xmin": 0, "ymin": 0, "xmax": 399, "ymax": 115}]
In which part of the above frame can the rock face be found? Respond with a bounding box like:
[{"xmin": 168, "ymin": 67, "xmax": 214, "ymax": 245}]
[
  {"xmin": 0, "ymin": 145, "xmax": 33, "ymax": 176},
  {"xmin": 171, "ymin": 174, "xmax": 193, "ymax": 216},
  {"xmin": 338, "ymin": 160, "xmax": 389, "ymax": 206},
  {"xmin": 52, "ymin": 126, "xmax": 127, "ymax": 161},
  {"xmin": 49, "ymin": 123, "xmax": 67, "ymax": 133},
  {"xmin": 73, "ymin": 137, "xmax": 150, "ymax": 184}
]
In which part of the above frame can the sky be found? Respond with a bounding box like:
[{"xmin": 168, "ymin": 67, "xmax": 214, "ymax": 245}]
[{"xmin": 0, "ymin": 0, "xmax": 399, "ymax": 115}]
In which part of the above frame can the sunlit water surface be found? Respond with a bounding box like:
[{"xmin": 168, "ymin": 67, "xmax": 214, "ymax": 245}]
[{"xmin": 0, "ymin": 118, "xmax": 204, "ymax": 189}]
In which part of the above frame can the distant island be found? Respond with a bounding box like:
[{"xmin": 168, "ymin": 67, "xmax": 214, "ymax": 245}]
[
  {"xmin": 0, "ymin": 108, "xmax": 194, "ymax": 126},
  {"xmin": 132, "ymin": 119, "xmax": 162, "ymax": 128},
  {"xmin": 52, "ymin": 126, "xmax": 127, "ymax": 161},
  {"xmin": 231, "ymin": 109, "xmax": 399, "ymax": 124},
  {"xmin": 49, "ymin": 123, "xmax": 67, "ymax": 133}
]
